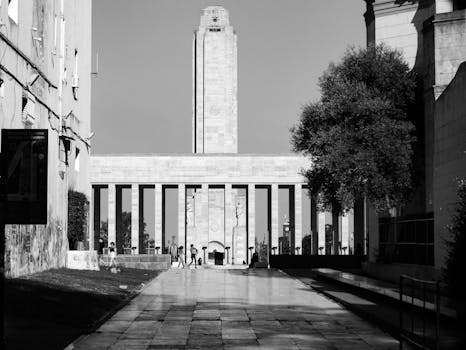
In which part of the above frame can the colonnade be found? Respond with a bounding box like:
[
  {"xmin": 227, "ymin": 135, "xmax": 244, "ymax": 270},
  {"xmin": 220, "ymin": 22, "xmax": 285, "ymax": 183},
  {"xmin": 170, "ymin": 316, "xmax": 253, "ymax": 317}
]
[{"xmin": 90, "ymin": 183, "xmax": 361, "ymax": 262}]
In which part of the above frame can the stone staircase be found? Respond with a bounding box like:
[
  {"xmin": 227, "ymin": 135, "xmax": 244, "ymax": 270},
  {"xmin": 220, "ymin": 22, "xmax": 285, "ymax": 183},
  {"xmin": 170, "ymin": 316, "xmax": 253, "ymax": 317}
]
[{"xmin": 101, "ymin": 254, "xmax": 171, "ymax": 270}]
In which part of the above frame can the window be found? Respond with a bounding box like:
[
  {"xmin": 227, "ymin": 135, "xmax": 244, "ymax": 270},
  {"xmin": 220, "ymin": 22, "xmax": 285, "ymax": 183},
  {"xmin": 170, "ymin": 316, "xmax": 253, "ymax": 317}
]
[
  {"xmin": 53, "ymin": 15, "xmax": 58, "ymax": 54},
  {"xmin": 22, "ymin": 91, "xmax": 36, "ymax": 128},
  {"xmin": 72, "ymin": 49, "xmax": 79, "ymax": 100},
  {"xmin": 8, "ymin": 0, "xmax": 19, "ymax": 25},
  {"xmin": 75, "ymin": 147, "xmax": 80, "ymax": 172}
]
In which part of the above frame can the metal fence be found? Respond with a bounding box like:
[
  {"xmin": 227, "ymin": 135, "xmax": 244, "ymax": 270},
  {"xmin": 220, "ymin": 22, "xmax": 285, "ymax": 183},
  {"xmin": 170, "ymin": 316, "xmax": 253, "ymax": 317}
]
[
  {"xmin": 379, "ymin": 216, "xmax": 434, "ymax": 265},
  {"xmin": 399, "ymin": 275, "xmax": 440, "ymax": 350}
]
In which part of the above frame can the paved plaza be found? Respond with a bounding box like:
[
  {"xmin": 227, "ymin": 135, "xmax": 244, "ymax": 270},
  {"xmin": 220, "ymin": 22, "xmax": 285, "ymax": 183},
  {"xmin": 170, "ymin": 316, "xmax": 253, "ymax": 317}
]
[{"xmin": 73, "ymin": 268, "xmax": 398, "ymax": 350}]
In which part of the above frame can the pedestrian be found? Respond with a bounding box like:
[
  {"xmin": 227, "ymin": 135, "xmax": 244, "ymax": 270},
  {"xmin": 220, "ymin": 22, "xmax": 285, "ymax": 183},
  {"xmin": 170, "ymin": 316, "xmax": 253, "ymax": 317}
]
[
  {"xmin": 177, "ymin": 245, "xmax": 186, "ymax": 269},
  {"xmin": 249, "ymin": 251, "xmax": 258, "ymax": 269},
  {"xmin": 188, "ymin": 244, "xmax": 198, "ymax": 268},
  {"xmin": 109, "ymin": 241, "xmax": 119, "ymax": 273},
  {"xmin": 97, "ymin": 238, "xmax": 105, "ymax": 265}
]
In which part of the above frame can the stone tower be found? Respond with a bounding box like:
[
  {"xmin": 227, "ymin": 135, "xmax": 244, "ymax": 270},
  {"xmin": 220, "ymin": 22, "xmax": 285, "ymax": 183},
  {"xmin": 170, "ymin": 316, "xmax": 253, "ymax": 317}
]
[{"xmin": 193, "ymin": 6, "xmax": 238, "ymax": 154}]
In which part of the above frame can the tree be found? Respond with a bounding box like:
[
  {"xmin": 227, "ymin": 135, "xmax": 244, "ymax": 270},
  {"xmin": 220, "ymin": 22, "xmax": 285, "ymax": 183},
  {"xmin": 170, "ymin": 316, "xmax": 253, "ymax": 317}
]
[
  {"xmin": 291, "ymin": 44, "xmax": 417, "ymax": 212},
  {"xmin": 118, "ymin": 211, "xmax": 132, "ymax": 248},
  {"xmin": 444, "ymin": 180, "xmax": 466, "ymax": 300}
]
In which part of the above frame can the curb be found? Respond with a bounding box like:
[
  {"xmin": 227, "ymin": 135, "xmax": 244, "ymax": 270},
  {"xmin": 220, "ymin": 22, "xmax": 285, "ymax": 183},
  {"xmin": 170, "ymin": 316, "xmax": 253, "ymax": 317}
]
[{"xmin": 64, "ymin": 270, "xmax": 166, "ymax": 350}]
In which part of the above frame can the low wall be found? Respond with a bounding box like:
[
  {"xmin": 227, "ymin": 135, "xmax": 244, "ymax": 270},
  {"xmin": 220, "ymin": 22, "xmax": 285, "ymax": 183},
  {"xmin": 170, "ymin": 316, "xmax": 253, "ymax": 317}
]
[
  {"xmin": 362, "ymin": 261, "xmax": 440, "ymax": 284},
  {"xmin": 270, "ymin": 255, "xmax": 365, "ymax": 269},
  {"xmin": 67, "ymin": 250, "xmax": 99, "ymax": 271},
  {"xmin": 101, "ymin": 254, "xmax": 171, "ymax": 270}
]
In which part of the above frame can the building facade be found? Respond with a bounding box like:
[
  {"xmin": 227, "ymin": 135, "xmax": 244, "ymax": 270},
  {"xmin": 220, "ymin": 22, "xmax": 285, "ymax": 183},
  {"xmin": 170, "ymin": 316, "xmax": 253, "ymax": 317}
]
[
  {"xmin": 1, "ymin": 0, "xmax": 92, "ymax": 277},
  {"xmin": 363, "ymin": 0, "xmax": 466, "ymax": 281},
  {"xmin": 89, "ymin": 7, "xmax": 360, "ymax": 265}
]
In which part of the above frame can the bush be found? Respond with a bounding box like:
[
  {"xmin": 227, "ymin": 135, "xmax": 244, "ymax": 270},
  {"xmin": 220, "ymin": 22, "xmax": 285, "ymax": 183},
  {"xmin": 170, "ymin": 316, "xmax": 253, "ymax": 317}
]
[
  {"xmin": 444, "ymin": 180, "xmax": 466, "ymax": 300},
  {"xmin": 68, "ymin": 190, "xmax": 89, "ymax": 250}
]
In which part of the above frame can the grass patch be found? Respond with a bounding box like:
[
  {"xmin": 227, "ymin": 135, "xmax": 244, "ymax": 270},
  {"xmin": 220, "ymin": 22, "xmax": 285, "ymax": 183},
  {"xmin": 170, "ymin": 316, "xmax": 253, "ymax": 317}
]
[{"xmin": 4, "ymin": 267, "xmax": 161, "ymax": 350}]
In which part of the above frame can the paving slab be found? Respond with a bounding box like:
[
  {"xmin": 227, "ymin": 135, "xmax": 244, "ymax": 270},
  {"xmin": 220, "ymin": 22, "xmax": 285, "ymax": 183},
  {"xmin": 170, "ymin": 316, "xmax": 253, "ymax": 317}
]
[{"xmin": 72, "ymin": 268, "xmax": 398, "ymax": 349}]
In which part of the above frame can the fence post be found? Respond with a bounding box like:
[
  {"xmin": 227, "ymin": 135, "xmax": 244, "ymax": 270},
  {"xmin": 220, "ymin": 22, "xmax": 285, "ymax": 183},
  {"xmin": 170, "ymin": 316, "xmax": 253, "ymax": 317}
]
[
  {"xmin": 399, "ymin": 275, "xmax": 403, "ymax": 350},
  {"xmin": 436, "ymin": 281, "xmax": 440, "ymax": 350}
]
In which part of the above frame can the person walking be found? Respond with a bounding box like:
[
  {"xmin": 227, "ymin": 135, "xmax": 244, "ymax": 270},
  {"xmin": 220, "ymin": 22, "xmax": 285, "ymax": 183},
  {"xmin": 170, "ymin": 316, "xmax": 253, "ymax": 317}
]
[
  {"xmin": 249, "ymin": 251, "xmax": 258, "ymax": 270},
  {"xmin": 188, "ymin": 244, "xmax": 198, "ymax": 268},
  {"xmin": 97, "ymin": 238, "xmax": 105, "ymax": 265},
  {"xmin": 108, "ymin": 241, "xmax": 119, "ymax": 273},
  {"xmin": 177, "ymin": 245, "xmax": 186, "ymax": 269}
]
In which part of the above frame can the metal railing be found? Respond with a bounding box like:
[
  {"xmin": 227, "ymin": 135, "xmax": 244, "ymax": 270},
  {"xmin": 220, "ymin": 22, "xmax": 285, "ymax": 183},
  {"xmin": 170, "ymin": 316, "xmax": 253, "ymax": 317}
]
[{"xmin": 399, "ymin": 275, "xmax": 440, "ymax": 350}]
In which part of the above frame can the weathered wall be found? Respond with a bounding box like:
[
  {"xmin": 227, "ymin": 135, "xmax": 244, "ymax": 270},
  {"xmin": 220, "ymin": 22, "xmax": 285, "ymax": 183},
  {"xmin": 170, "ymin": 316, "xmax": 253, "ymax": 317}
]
[
  {"xmin": 433, "ymin": 62, "xmax": 466, "ymax": 270},
  {"xmin": 0, "ymin": 0, "xmax": 92, "ymax": 277}
]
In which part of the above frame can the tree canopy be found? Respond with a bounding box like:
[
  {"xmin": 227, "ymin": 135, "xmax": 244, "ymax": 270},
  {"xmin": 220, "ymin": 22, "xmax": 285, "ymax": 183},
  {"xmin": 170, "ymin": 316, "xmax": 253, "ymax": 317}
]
[{"xmin": 291, "ymin": 44, "xmax": 417, "ymax": 212}]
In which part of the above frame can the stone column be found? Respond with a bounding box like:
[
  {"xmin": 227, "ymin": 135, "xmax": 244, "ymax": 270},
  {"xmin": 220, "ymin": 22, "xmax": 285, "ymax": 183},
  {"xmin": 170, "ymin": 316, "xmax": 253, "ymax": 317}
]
[
  {"xmin": 200, "ymin": 184, "xmax": 209, "ymax": 257},
  {"xmin": 294, "ymin": 184, "xmax": 302, "ymax": 254},
  {"xmin": 317, "ymin": 211, "xmax": 327, "ymax": 254},
  {"xmin": 154, "ymin": 184, "xmax": 163, "ymax": 252},
  {"xmin": 131, "ymin": 185, "xmax": 139, "ymax": 254},
  {"xmin": 178, "ymin": 184, "xmax": 186, "ymax": 250},
  {"xmin": 225, "ymin": 184, "xmax": 234, "ymax": 251},
  {"xmin": 247, "ymin": 184, "xmax": 255, "ymax": 260},
  {"xmin": 108, "ymin": 184, "xmax": 116, "ymax": 247},
  {"xmin": 341, "ymin": 211, "xmax": 350, "ymax": 255},
  {"xmin": 271, "ymin": 184, "xmax": 279, "ymax": 252}
]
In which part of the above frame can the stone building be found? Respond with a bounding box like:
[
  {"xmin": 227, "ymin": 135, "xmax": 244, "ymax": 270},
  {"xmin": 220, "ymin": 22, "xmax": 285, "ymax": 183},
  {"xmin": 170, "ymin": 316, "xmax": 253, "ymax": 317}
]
[
  {"xmin": 90, "ymin": 7, "xmax": 361, "ymax": 265},
  {"xmin": 1, "ymin": 0, "xmax": 92, "ymax": 277},
  {"xmin": 363, "ymin": 0, "xmax": 466, "ymax": 281}
]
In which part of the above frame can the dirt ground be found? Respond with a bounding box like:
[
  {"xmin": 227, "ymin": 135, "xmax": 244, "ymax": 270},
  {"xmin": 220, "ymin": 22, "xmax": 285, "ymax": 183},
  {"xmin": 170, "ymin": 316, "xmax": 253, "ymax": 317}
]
[{"xmin": 3, "ymin": 267, "xmax": 161, "ymax": 350}]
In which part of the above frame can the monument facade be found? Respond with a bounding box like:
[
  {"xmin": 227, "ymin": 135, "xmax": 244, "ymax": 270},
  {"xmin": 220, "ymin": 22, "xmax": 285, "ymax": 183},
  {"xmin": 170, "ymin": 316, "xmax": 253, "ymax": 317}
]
[
  {"xmin": 90, "ymin": 7, "xmax": 356, "ymax": 264},
  {"xmin": 193, "ymin": 6, "xmax": 238, "ymax": 154}
]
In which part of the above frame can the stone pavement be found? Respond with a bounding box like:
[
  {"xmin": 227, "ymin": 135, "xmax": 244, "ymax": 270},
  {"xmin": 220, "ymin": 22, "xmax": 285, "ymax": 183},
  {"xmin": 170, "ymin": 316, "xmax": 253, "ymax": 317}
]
[{"xmin": 72, "ymin": 268, "xmax": 398, "ymax": 350}]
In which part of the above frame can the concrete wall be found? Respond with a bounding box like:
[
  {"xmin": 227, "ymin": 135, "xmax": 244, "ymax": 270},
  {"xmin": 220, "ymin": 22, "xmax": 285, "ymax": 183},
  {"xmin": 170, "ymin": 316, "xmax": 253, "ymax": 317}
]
[
  {"xmin": 433, "ymin": 62, "xmax": 466, "ymax": 270},
  {"xmin": 91, "ymin": 154, "xmax": 310, "ymax": 184},
  {"xmin": 363, "ymin": 1, "xmax": 465, "ymax": 275},
  {"xmin": 0, "ymin": 0, "xmax": 92, "ymax": 277}
]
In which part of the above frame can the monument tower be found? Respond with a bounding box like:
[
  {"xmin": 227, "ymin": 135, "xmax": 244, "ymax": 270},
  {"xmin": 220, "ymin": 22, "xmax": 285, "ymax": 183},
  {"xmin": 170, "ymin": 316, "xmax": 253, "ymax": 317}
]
[{"xmin": 193, "ymin": 6, "xmax": 238, "ymax": 154}]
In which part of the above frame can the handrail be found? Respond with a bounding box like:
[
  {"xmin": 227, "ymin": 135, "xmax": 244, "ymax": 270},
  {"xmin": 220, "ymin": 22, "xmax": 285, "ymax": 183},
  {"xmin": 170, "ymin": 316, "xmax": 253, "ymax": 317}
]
[{"xmin": 399, "ymin": 275, "xmax": 440, "ymax": 350}]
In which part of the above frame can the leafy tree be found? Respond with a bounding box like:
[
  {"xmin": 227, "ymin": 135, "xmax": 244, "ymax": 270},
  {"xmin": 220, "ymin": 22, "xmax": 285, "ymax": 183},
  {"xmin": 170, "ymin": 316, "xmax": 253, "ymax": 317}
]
[
  {"xmin": 444, "ymin": 180, "xmax": 466, "ymax": 300},
  {"xmin": 118, "ymin": 211, "xmax": 132, "ymax": 248},
  {"xmin": 291, "ymin": 44, "xmax": 417, "ymax": 212}
]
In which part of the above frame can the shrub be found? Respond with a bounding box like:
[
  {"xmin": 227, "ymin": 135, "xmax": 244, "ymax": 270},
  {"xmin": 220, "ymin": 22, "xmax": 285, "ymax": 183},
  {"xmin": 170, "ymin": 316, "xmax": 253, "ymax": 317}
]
[
  {"xmin": 68, "ymin": 190, "xmax": 89, "ymax": 250},
  {"xmin": 444, "ymin": 180, "xmax": 466, "ymax": 300}
]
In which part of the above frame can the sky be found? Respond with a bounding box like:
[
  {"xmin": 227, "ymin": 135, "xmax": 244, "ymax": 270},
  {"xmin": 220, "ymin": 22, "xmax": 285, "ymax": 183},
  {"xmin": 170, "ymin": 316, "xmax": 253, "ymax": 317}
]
[{"xmin": 91, "ymin": 0, "xmax": 366, "ymax": 155}]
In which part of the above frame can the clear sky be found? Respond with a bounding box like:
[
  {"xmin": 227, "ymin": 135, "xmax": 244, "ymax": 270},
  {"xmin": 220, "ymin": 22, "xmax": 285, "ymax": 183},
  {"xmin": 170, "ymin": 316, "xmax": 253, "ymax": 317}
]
[{"xmin": 91, "ymin": 0, "xmax": 366, "ymax": 155}]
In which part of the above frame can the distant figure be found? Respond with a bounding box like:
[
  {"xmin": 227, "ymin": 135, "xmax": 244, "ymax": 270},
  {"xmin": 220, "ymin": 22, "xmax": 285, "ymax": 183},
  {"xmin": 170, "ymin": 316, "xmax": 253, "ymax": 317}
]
[
  {"xmin": 198, "ymin": 257, "xmax": 202, "ymax": 266},
  {"xmin": 249, "ymin": 252, "xmax": 258, "ymax": 269},
  {"xmin": 98, "ymin": 238, "xmax": 105, "ymax": 265},
  {"xmin": 188, "ymin": 244, "xmax": 198, "ymax": 268},
  {"xmin": 109, "ymin": 241, "xmax": 119, "ymax": 273},
  {"xmin": 178, "ymin": 245, "xmax": 186, "ymax": 269},
  {"xmin": 169, "ymin": 238, "xmax": 178, "ymax": 264}
]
